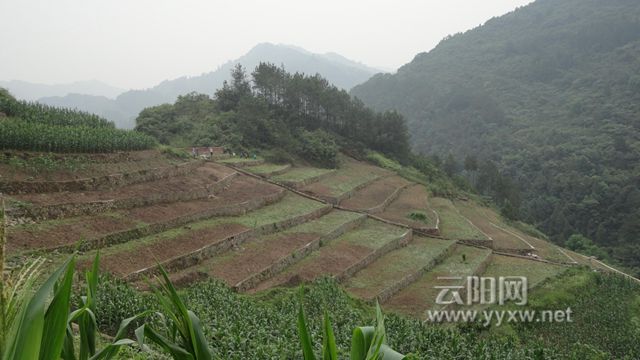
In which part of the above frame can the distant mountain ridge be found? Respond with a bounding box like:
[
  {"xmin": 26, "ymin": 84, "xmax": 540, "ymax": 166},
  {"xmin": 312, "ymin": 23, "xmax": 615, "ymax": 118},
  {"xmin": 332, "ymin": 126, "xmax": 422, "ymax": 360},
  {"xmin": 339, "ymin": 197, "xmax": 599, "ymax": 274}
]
[
  {"xmin": 0, "ymin": 79, "xmax": 124, "ymax": 101},
  {"xmin": 34, "ymin": 43, "xmax": 383, "ymax": 128}
]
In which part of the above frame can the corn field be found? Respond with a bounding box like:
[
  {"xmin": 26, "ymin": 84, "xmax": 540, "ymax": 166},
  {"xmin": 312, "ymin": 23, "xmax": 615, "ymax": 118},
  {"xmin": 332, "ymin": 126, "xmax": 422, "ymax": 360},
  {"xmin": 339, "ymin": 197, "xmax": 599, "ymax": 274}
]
[
  {"xmin": 0, "ymin": 89, "xmax": 155, "ymax": 153},
  {"xmin": 0, "ymin": 118, "xmax": 156, "ymax": 153},
  {"xmin": 1, "ymin": 98, "xmax": 114, "ymax": 128}
]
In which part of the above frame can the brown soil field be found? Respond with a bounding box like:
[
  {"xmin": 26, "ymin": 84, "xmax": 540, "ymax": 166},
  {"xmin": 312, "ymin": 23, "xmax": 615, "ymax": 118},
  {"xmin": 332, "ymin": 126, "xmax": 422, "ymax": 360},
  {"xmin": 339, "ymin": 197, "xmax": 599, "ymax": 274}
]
[
  {"xmin": 6, "ymin": 176, "xmax": 281, "ymax": 252},
  {"xmin": 377, "ymin": 184, "xmax": 436, "ymax": 228},
  {"xmin": 10, "ymin": 162, "xmax": 236, "ymax": 207},
  {"xmin": 175, "ymin": 232, "xmax": 320, "ymax": 287},
  {"xmin": 455, "ymin": 202, "xmax": 529, "ymax": 249},
  {"xmin": 340, "ymin": 176, "xmax": 410, "ymax": 211},
  {"xmin": 252, "ymin": 241, "xmax": 372, "ymax": 292},
  {"xmin": 83, "ymin": 223, "xmax": 249, "ymax": 276}
]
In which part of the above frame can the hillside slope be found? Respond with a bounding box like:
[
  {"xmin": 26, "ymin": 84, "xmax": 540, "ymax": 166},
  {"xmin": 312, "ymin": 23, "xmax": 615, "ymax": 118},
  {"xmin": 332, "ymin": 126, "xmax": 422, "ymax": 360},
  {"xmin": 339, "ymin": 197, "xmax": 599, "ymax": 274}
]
[
  {"xmin": 351, "ymin": 0, "xmax": 640, "ymax": 273},
  {"xmin": 36, "ymin": 43, "xmax": 382, "ymax": 128}
]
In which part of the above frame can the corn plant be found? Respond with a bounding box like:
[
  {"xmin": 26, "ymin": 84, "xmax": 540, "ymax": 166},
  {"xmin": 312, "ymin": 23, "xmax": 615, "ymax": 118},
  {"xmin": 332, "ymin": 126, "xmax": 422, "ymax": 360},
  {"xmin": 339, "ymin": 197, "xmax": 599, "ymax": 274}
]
[
  {"xmin": 135, "ymin": 267, "xmax": 213, "ymax": 360},
  {"xmin": 297, "ymin": 287, "xmax": 406, "ymax": 360}
]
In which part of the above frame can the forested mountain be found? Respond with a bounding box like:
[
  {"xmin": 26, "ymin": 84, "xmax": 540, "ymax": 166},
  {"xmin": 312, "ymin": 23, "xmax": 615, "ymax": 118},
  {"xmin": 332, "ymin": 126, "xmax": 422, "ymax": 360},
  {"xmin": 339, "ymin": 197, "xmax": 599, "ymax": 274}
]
[
  {"xmin": 0, "ymin": 79, "xmax": 124, "ymax": 101},
  {"xmin": 351, "ymin": 0, "xmax": 640, "ymax": 273},
  {"xmin": 37, "ymin": 43, "xmax": 382, "ymax": 129}
]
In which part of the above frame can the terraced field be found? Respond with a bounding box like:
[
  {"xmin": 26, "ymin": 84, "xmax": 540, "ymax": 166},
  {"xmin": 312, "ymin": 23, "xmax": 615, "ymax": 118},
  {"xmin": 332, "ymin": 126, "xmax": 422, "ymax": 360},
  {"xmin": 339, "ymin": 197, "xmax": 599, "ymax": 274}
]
[
  {"xmin": 2, "ymin": 150, "xmax": 615, "ymax": 322},
  {"xmin": 384, "ymin": 245, "xmax": 493, "ymax": 317},
  {"xmin": 300, "ymin": 157, "xmax": 391, "ymax": 203}
]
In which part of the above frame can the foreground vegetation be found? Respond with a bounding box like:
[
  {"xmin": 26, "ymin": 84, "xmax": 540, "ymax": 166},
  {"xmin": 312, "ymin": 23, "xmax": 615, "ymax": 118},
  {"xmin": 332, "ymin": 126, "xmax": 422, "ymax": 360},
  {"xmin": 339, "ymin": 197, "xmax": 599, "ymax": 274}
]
[
  {"xmin": 91, "ymin": 270, "xmax": 640, "ymax": 359},
  {"xmin": 0, "ymin": 89, "xmax": 156, "ymax": 153}
]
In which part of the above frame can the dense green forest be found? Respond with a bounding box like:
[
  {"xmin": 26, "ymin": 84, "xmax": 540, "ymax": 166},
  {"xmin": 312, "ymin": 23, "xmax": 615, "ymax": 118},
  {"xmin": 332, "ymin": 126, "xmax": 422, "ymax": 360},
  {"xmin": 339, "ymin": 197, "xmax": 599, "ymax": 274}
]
[
  {"xmin": 351, "ymin": 0, "xmax": 640, "ymax": 275},
  {"xmin": 136, "ymin": 63, "xmax": 411, "ymax": 167}
]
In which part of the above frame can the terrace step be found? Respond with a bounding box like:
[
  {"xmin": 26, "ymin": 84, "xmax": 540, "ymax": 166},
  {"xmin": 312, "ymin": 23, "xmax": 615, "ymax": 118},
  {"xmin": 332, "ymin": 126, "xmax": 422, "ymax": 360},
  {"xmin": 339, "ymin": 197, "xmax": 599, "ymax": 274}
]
[
  {"xmin": 429, "ymin": 198, "xmax": 488, "ymax": 240},
  {"xmin": 169, "ymin": 210, "xmax": 367, "ymax": 291},
  {"xmin": 376, "ymin": 184, "xmax": 439, "ymax": 235},
  {"xmin": 345, "ymin": 237, "xmax": 456, "ymax": 304},
  {"xmin": 6, "ymin": 175, "xmax": 285, "ymax": 254},
  {"xmin": 218, "ymin": 157, "xmax": 265, "ymax": 167},
  {"xmin": 90, "ymin": 193, "xmax": 333, "ymax": 282},
  {"xmin": 384, "ymin": 245, "xmax": 492, "ymax": 318},
  {"xmin": 244, "ymin": 163, "xmax": 291, "ymax": 178},
  {"xmin": 250, "ymin": 219, "xmax": 413, "ymax": 293},
  {"xmin": 270, "ymin": 167, "xmax": 337, "ymax": 189},
  {"xmin": 0, "ymin": 159, "xmax": 203, "ymax": 195},
  {"xmin": 339, "ymin": 176, "xmax": 412, "ymax": 214},
  {"xmin": 7, "ymin": 162, "xmax": 238, "ymax": 221},
  {"xmin": 454, "ymin": 200, "xmax": 534, "ymax": 251}
]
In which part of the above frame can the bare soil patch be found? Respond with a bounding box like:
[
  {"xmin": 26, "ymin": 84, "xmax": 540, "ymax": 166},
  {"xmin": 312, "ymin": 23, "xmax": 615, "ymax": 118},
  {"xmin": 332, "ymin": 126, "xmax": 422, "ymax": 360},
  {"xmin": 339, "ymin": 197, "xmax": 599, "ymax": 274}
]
[
  {"xmin": 204, "ymin": 232, "xmax": 319, "ymax": 286},
  {"xmin": 252, "ymin": 242, "xmax": 371, "ymax": 292},
  {"xmin": 378, "ymin": 184, "xmax": 435, "ymax": 228},
  {"xmin": 6, "ymin": 175, "xmax": 281, "ymax": 252},
  {"xmin": 83, "ymin": 223, "xmax": 249, "ymax": 276},
  {"xmin": 340, "ymin": 176, "xmax": 410, "ymax": 210},
  {"xmin": 10, "ymin": 162, "xmax": 235, "ymax": 207}
]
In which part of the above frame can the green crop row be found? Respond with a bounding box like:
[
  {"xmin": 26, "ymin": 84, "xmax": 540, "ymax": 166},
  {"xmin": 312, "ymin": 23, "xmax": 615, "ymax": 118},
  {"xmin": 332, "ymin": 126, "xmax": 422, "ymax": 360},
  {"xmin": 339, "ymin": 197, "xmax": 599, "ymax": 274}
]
[
  {"xmin": 0, "ymin": 118, "xmax": 156, "ymax": 153},
  {"xmin": 0, "ymin": 96, "xmax": 114, "ymax": 128}
]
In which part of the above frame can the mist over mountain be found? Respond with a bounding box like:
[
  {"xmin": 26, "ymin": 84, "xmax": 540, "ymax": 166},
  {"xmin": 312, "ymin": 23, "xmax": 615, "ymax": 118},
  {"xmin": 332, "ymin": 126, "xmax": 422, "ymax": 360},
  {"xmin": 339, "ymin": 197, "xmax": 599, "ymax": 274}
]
[
  {"xmin": 351, "ymin": 0, "xmax": 640, "ymax": 272},
  {"xmin": 0, "ymin": 79, "xmax": 124, "ymax": 101},
  {"xmin": 36, "ymin": 43, "xmax": 383, "ymax": 128}
]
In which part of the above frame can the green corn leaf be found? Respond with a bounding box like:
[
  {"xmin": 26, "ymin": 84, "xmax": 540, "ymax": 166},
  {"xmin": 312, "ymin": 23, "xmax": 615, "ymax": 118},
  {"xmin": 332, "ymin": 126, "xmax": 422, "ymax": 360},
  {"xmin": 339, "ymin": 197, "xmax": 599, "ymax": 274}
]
[
  {"xmin": 351, "ymin": 326, "xmax": 375, "ymax": 360},
  {"xmin": 187, "ymin": 310, "xmax": 212, "ymax": 360},
  {"xmin": 90, "ymin": 311, "xmax": 151, "ymax": 360},
  {"xmin": 79, "ymin": 252, "xmax": 100, "ymax": 360},
  {"xmin": 40, "ymin": 257, "xmax": 75, "ymax": 360},
  {"xmin": 377, "ymin": 345, "xmax": 406, "ymax": 360},
  {"xmin": 296, "ymin": 287, "xmax": 316, "ymax": 360},
  {"xmin": 61, "ymin": 325, "xmax": 76, "ymax": 360},
  {"xmin": 135, "ymin": 324, "xmax": 194, "ymax": 360},
  {"xmin": 3, "ymin": 257, "xmax": 73, "ymax": 360},
  {"xmin": 322, "ymin": 310, "xmax": 338, "ymax": 360}
]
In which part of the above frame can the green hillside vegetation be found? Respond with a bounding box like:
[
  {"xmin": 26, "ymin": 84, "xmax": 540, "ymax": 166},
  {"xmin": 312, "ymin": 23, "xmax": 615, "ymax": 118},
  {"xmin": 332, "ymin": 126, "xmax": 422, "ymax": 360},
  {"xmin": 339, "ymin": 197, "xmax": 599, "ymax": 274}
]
[
  {"xmin": 136, "ymin": 63, "xmax": 410, "ymax": 168},
  {"xmin": 351, "ymin": 0, "xmax": 640, "ymax": 275},
  {"xmin": 0, "ymin": 88, "xmax": 156, "ymax": 152}
]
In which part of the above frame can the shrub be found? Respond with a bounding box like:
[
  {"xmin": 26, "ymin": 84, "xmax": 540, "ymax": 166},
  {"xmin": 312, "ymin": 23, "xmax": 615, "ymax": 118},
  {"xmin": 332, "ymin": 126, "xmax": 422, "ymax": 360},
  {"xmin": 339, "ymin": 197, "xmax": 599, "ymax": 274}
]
[{"xmin": 298, "ymin": 129, "xmax": 339, "ymax": 168}]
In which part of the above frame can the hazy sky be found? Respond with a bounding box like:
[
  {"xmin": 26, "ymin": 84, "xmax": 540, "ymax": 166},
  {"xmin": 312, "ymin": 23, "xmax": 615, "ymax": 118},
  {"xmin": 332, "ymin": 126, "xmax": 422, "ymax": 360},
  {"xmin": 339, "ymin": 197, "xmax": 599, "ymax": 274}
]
[{"xmin": 1, "ymin": 0, "xmax": 533, "ymax": 90}]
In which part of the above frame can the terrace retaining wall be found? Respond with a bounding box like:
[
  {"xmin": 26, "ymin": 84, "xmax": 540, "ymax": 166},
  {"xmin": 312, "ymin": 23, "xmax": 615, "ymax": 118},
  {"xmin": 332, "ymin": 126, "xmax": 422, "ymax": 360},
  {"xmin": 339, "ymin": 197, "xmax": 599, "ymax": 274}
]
[
  {"xmin": 8, "ymin": 171, "xmax": 239, "ymax": 221},
  {"xmin": 125, "ymin": 203, "xmax": 333, "ymax": 282},
  {"xmin": 234, "ymin": 213, "xmax": 367, "ymax": 292},
  {"xmin": 335, "ymin": 229, "xmax": 413, "ymax": 283},
  {"xmin": 0, "ymin": 160, "xmax": 203, "ymax": 195},
  {"xmin": 52, "ymin": 188, "xmax": 286, "ymax": 252},
  {"xmin": 373, "ymin": 241, "xmax": 457, "ymax": 304}
]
